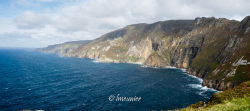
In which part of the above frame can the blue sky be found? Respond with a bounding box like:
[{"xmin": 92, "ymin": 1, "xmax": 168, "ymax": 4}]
[
  {"xmin": 0, "ymin": 0, "xmax": 250, "ymax": 48},
  {"xmin": 0, "ymin": 0, "xmax": 59, "ymax": 17}
]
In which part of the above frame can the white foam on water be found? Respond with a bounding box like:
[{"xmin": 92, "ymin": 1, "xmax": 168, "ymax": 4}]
[
  {"xmin": 187, "ymin": 84, "xmax": 207, "ymax": 96},
  {"xmin": 165, "ymin": 67, "xmax": 213, "ymax": 93},
  {"xmin": 141, "ymin": 65, "xmax": 218, "ymax": 94},
  {"xmin": 164, "ymin": 66, "xmax": 178, "ymax": 69},
  {"xmin": 177, "ymin": 68, "xmax": 218, "ymax": 94},
  {"xmin": 141, "ymin": 65, "xmax": 162, "ymax": 69},
  {"xmin": 186, "ymin": 75, "xmax": 218, "ymax": 92},
  {"xmin": 92, "ymin": 59, "xmax": 112, "ymax": 63},
  {"xmin": 185, "ymin": 74, "xmax": 203, "ymax": 84},
  {"xmin": 179, "ymin": 68, "xmax": 187, "ymax": 72},
  {"xmin": 141, "ymin": 65, "xmax": 178, "ymax": 69},
  {"xmin": 187, "ymin": 84, "xmax": 215, "ymax": 91},
  {"xmin": 90, "ymin": 59, "xmax": 218, "ymax": 93},
  {"xmin": 92, "ymin": 60, "xmax": 101, "ymax": 63},
  {"xmin": 92, "ymin": 59, "xmax": 143, "ymax": 65},
  {"xmin": 187, "ymin": 83, "xmax": 218, "ymax": 97},
  {"xmin": 126, "ymin": 61, "xmax": 143, "ymax": 65}
]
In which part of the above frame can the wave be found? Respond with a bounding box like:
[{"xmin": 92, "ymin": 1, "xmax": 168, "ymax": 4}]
[
  {"xmin": 126, "ymin": 61, "xmax": 143, "ymax": 65},
  {"xmin": 92, "ymin": 60, "xmax": 101, "ymax": 63},
  {"xmin": 92, "ymin": 59, "xmax": 143, "ymax": 65},
  {"xmin": 187, "ymin": 84, "xmax": 209, "ymax": 91},
  {"xmin": 186, "ymin": 75, "xmax": 218, "ymax": 92},
  {"xmin": 90, "ymin": 58, "xmax": 218, "ymax": 93},
  {"xmin": 141, "ymin": 65, "xmax": 161, "ymax": 69},
  {"xmin": 165, "ymin": 66, "xmax": 219, "ymax": 93},
  {"xmin": 187, "ymin": 83, "xmax": 218, "ymax": 97},
  {"xmin": 141, "ymin": 65, "xmax": 178, "ymax": 69},
  {"xmin": 140, "ymin": 65, "xmax": 218, "ymax": 93},
  {"xmin": 185, "ymin": 74, "xmax": 203, "ymax": 84}
]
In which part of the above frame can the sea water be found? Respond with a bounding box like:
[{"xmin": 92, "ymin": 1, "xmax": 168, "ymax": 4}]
[{"xmin": 0, "ymin": 49, "xmax": 217, "ymax": 111}]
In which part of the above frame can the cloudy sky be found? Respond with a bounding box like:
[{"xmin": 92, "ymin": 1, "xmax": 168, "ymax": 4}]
[{"xmin": 0, "ymin": 0, "xmax": 249, "ymax": 48}]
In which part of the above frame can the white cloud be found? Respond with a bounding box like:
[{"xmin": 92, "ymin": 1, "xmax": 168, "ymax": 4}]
[
  {"xmin": 14, "ymin": 11, "xmax": 52, "ymax": 29},
  {"xmin": 16, "ymin": 0, "xmax": 35, "ymax": 6},
  {"xmin": 1, "ymin": 0, "xmax": 250, "ymax": 48}
]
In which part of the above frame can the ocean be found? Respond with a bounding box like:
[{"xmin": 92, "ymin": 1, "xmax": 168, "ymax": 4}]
[{"xmin": 0, "ymin": 49, "xmax": 217, "ymax": 111}]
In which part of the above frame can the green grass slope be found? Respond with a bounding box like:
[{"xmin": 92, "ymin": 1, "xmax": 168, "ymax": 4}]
[{"xmin": 180, "ymin": 81, "xmax": 250, "ymax": 111}]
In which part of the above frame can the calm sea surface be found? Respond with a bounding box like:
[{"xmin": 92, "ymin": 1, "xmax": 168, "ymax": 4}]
[{"xmin": 0, "ymin": 49, "xmax": 216, "ymax": 111}]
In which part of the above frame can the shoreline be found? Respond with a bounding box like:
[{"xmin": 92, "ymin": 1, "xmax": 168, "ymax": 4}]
[
  {"xmin": 38, "ymin": 51, "xmax": 222, "ymax": 110},
  {"xmin": 40, "ymin": 51, "xmax": 220, "ymax": 94},
  {"xmin": 90, "ymin": 57, "xmax": 219, "ymax": 92},
  {"xmin": 45, "ymin": 51, "xmax": 221, "ymax": 93}
]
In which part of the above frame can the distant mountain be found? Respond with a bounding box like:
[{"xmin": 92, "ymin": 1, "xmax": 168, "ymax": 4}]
[
  {"xmin": 38, "ymin": 40, "xmax": 91, "ymax": 55},
  {"xmin": 39, "ymin": 16, "xmax": 250, "ymax": 91}
]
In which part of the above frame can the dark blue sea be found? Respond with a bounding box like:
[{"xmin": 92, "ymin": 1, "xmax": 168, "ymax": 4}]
[{"xmin": 0, "ymin": 49, "xmax": 217, "ymax": 111}]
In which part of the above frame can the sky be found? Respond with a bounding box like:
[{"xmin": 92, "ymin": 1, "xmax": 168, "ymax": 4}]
[{"xmin": 0, "ymin": 0, "xmax": 249, "ymax": 48}]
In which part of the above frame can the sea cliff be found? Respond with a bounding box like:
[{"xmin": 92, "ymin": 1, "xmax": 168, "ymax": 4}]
[{"xmin": 38, "ymin": 16, "xmax": 250, "ymax": 91}]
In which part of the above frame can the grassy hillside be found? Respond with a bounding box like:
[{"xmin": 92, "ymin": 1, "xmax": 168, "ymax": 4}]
[{"xmin": 180, "ymin": 81, "xmax": 250, "ymax": 111}]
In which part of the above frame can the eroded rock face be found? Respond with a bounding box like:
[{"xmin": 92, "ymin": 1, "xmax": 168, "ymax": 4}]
[
  {"xmin": 40, "ymin": 16, "xmax": 250, "ymax": 91},
  {"xmin": 144, "ymin": 52, "xmax": 166, "ymax": 67},
  {"xmin": 202, "ymin": 80, "xmax": 234, "ymax": 91}
]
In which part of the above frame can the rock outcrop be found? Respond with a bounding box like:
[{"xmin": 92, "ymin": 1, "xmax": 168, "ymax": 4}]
[{"xmin": 39, "ymin": 16, "xmax": 250, "ymax": 91}]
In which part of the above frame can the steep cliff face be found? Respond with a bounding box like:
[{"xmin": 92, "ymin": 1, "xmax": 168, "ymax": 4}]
[
  {"xmin": 198, "ymin": 16, "xmax": 250, "ymax": 90},
  {"xmin": 40, "ymin": 16, "xmax": 250, "ymax": 90}
]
